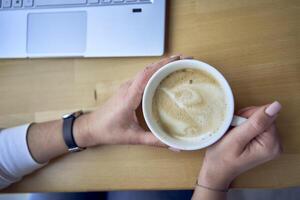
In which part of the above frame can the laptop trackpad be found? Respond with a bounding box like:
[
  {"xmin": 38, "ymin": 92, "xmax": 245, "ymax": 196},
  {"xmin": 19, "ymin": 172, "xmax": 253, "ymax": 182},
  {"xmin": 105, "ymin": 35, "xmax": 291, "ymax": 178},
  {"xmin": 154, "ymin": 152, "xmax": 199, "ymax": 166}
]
[{"xmin": 27, "ymin": 11, "xmax": 87, "ymax": 55}]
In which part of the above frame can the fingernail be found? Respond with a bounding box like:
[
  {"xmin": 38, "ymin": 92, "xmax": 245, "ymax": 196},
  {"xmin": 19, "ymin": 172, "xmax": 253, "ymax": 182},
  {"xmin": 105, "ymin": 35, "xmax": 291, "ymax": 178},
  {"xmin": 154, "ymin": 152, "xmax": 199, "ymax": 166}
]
[
  {"xmin": 168, "ymin": 147, "xmax": 181, "ymax": 152},
  {"xmin": 265, "ymin": 101, "xmax": 282, "ymax": 117}
]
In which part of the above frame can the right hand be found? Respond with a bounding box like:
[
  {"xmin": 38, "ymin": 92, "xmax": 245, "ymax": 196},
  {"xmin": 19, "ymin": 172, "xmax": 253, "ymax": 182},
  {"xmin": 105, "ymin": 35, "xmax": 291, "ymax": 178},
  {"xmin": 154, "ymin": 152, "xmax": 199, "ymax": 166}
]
[
  {"xmin": 198, "ymin": 101, "xmax": 282, "ymax": 190},
  {"xmin": 74, "ymin": 55, "xmax": 192, "ymax": 148}
]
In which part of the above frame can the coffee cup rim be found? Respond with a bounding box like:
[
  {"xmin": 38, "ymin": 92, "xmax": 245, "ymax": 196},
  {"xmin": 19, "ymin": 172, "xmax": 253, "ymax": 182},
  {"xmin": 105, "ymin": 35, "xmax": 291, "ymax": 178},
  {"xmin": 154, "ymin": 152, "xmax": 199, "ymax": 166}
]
[{"xmin": 142, "ymin": 59, "xmax": 234, "ymax": 150}]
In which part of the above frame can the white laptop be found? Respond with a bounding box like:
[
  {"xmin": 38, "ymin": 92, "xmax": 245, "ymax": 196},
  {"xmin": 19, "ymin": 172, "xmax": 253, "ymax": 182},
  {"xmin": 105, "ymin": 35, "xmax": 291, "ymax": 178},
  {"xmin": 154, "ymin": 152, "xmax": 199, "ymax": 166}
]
[{"xmin": 0, "ymin": 0, "xmax": 166, "ymax": 58}]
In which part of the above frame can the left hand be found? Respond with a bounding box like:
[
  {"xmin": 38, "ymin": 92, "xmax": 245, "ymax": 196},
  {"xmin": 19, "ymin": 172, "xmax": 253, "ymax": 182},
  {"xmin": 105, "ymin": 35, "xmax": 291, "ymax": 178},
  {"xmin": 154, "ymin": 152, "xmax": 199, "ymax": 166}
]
[
  {"xmin": 74, "ymin": 55, "xmax": 190, "ymax": 148},
  {"xmin": 197, "ymin": 102, "xmax": 282, "ymax": 190}
]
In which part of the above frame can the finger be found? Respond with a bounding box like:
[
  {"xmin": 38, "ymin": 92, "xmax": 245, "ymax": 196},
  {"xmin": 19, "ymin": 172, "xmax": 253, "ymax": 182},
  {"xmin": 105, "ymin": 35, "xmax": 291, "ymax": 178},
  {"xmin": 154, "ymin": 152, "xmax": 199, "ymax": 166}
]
[
  {"xmin": 168, "ymin": 147, "xmax": 181, "ymax": 152},
  {"xmin": 245, "ymin": 125, "xmax": 282, "ymax": 163},
  {"xmin": 237, "ymin": 107, "xmax": 260, "ymax": 118},
  {"xmin": 237, "ymin": 103, "xmax": 275, "ymax": 118},
  {"xmin": 119, "ymin": 79, "xmax": 133, "ymax": 91},
  {"xmin": 236, "ymin": 106, "xmax": 258, "ymax": 115},
  {"xmin": 127, "ymin": 55, "xmax": 181, "ymax": 108},
  {"xmin": 229, "ymin": 101, "xmax": 282, "ymax": 150},
  {"xmin": 259, "ymin": 125, "xmax": 282, "ymax": 156},
  {"xmin": 137, "ymin": 131, "xmax": 167, "ymax": 147},
  {"xmin": 253, "ymin": 125, "xmax": 277, "ymax": 151},
  {"xmin": 262, "ymin": 125, "xmax": 280, "ymax": 149},
  {"xmin": 180, "ymin": 55, "xmax": 194, "ymax": 60}
]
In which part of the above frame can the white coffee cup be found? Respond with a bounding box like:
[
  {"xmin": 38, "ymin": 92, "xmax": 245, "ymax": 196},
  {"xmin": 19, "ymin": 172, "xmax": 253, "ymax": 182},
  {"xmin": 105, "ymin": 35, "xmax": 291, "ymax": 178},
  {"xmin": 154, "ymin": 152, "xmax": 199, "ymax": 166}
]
[{"xmin": 142, "ymin": 59, "xmax": 247, "ymax": 150}]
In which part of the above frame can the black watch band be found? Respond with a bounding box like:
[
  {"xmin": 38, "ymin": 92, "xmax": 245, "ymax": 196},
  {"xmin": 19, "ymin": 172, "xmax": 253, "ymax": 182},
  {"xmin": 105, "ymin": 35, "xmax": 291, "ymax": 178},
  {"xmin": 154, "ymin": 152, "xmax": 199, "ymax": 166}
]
[{"xmin": 62, "ymin": 111, "xmax": 85, "ymax": 152}]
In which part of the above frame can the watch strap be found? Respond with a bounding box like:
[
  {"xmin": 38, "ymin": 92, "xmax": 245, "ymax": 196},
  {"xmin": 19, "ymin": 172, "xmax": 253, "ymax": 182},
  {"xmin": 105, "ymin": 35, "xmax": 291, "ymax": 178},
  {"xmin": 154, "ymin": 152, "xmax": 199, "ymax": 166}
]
[{"xmin": 62, "ymin": 113, "xmax": 85, "ymax": 152}]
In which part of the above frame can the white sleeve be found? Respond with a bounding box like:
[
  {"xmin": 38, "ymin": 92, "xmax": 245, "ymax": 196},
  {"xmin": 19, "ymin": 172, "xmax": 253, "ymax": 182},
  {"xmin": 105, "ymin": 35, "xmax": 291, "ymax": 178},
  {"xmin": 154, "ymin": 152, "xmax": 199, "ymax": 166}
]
[{"xmin": 0, "ymin": 124, "xmax": 45, "ymax": 190}]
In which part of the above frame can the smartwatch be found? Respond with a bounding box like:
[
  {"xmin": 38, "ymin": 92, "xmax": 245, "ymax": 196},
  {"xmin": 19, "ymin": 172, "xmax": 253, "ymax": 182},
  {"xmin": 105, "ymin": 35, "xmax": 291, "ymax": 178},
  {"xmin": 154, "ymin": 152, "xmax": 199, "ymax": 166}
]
[{"xmin": 62, "ymin": 110, "xmax": 86, "ymax": 152}]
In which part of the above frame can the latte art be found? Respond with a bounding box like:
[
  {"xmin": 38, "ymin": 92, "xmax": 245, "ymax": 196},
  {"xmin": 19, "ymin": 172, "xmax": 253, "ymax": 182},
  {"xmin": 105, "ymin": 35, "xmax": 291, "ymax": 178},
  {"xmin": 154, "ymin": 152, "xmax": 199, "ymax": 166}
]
[{"xmin": 152, "ymin": 69, "xmax": 227, "ymax": 139}]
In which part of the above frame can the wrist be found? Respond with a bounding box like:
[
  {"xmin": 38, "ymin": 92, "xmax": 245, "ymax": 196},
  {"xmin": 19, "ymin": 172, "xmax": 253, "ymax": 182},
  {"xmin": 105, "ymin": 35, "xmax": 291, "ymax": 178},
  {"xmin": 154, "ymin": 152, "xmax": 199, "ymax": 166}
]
[
  {"xmin": 73, "ymin": 113, "xmax": 93, "ymax": 148},
  {"xmin": 198, "ymin": 165, "xmax": 233, "ymax": 190}
]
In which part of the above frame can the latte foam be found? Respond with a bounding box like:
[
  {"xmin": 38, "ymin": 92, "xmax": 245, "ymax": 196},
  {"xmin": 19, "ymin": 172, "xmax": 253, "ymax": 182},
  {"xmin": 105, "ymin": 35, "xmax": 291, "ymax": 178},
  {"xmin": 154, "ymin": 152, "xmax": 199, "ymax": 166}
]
[{"xmin": 152, "ymin": 69, "xmax": 227, "ymax": 139}]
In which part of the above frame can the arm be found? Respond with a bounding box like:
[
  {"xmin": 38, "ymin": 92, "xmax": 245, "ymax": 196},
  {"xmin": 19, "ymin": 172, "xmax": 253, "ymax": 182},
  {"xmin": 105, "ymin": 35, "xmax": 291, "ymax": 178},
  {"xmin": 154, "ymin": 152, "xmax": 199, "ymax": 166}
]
[
  {"xmin": 27, "ymin": 119, "xmax": 79, "ymax": 164},
  {"xmin": 27, "ymin": 55, "xmax": 184, "ymax": 163},
  {"xmin": 0, "ymin": 55, "xmax": 183, "ymax": 189},
  {"xmin": 192, "ymin": 101, "xmax": 282, "ymax": 200}
]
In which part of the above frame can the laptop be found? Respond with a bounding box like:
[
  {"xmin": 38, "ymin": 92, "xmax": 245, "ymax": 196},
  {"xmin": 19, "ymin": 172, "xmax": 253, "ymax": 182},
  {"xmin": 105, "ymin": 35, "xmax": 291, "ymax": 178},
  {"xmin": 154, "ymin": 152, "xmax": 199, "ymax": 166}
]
[{"xmin": 0, "ymin": 0, "xmax": 166, "ymax": 58}]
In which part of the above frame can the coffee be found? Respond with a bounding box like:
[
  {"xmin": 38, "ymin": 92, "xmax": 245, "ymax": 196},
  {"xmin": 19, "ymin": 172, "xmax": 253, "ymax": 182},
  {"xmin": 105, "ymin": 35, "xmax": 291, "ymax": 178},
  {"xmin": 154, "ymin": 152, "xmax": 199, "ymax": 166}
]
[{"xmin": 152, "ymin": 68, "xmax": 227, "ymax": 139}]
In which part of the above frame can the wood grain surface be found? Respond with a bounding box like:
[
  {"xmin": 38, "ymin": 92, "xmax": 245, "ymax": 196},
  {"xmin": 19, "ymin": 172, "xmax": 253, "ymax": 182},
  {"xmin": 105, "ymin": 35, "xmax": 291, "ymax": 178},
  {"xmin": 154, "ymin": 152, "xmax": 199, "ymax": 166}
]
[{"xmin": 1, "ymin": 0, "xmax": 300, "ymax": 192}]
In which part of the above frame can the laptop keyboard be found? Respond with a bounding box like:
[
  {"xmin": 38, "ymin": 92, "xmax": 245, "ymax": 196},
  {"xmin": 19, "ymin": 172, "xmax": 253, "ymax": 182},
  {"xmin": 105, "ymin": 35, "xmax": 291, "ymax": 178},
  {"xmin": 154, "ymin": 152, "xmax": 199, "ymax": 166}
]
[{"xmin": 0, "ymin": 0, "xmax": 152, "ymax": 10}]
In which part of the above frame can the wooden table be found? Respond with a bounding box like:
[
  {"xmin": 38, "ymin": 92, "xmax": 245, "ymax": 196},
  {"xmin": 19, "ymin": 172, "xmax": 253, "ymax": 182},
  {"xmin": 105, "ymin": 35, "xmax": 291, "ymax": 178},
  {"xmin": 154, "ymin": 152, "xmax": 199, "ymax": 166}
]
[{"xmin": 1, "ymin": 0, "xmax": 300, "ymax": 193}]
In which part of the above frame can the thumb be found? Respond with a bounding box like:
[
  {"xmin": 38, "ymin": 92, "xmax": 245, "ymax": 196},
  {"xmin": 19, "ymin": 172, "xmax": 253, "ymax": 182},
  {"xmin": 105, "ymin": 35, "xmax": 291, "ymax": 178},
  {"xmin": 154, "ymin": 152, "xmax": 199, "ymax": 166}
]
[
  {"xmin": 230, "ymin": 101, "xmax": 282, "ymax": 149},
  {"xmin": 127, "ymin": 55, "xmax": 181, "ymax": 109},
  {"xmin": 138, "ymin": 132, "xmax": 168, "ymax": 147}
]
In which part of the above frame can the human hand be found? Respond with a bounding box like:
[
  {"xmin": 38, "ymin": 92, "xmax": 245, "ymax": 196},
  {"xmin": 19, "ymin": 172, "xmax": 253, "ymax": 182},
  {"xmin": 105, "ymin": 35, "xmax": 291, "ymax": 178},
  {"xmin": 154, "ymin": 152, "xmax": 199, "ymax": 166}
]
[
  {"xmin": 197, "ymin": 101, "xmax": 282, "ymax": 190},
  {"xmin": 74, "ymin": 55, "xmax": 192, "ymax": 148}
]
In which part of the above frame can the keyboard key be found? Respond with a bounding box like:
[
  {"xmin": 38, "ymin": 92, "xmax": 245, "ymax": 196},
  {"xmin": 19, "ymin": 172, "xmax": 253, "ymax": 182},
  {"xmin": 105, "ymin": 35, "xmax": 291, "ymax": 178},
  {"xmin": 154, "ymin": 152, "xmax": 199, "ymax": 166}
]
[
  {"xmin": 101, "ymin": 0, "xmax": 111, "ymax": 4},
  {"xmin": 35, "ymin": 0, "xmax": 87, "ymax": 7},
  {"xmin": 1, "ymin": 0, "xmax": 148, "ymax": 9},
  {"xmin": 88, "ymin": 0, "xmax": 99, "ymax": 3},
  {"xmin": 12, "ymin": 0, "xmax": 22, "ymax": 7},
  {"xmin": 23, "ymin": 0, "xmax": 33, "ymax": 7},
  {"xmin": 2, "ymin": 0, "xmax": 12, "ymax": 8}
]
